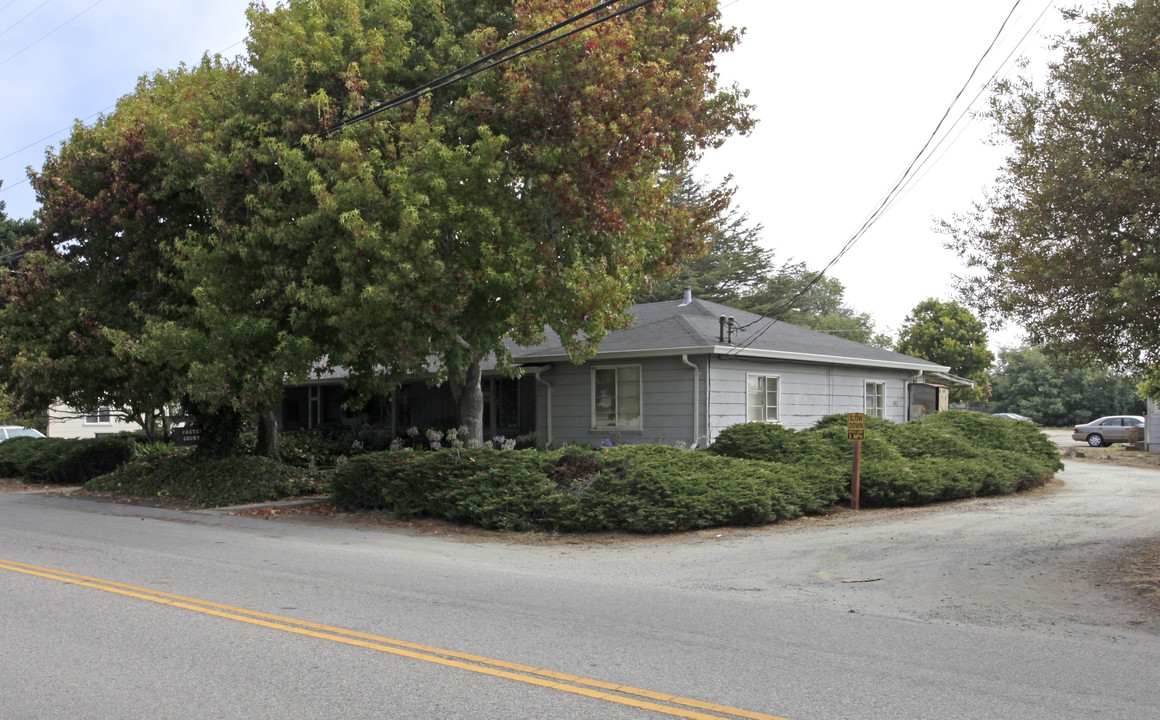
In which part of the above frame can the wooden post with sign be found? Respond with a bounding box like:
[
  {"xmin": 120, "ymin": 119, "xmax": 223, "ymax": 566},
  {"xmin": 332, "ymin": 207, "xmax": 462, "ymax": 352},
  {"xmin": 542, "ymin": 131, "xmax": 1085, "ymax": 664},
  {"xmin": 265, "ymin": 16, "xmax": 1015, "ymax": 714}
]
[{"xmin": 847, "ymin": 413, "xmax": 865, "ymax": 510}]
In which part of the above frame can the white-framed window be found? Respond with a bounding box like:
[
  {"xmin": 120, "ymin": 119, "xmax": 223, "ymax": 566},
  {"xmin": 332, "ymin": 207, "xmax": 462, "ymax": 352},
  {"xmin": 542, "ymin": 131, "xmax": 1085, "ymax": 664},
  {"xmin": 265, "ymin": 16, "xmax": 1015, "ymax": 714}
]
[
  {"xmin": 746, "ymin": 374, "xmax": 780, "ymax": 423},
  {"xmin": 592, "ymin": 365, "xmax": 642, "ymax": 430},
  {"xmin": 84, "ymin": 407, "xmax": 113, "ymax": 425},
  {"xmin": 865, "ymin": 381, "xmax": 886, "ymax": 419}
]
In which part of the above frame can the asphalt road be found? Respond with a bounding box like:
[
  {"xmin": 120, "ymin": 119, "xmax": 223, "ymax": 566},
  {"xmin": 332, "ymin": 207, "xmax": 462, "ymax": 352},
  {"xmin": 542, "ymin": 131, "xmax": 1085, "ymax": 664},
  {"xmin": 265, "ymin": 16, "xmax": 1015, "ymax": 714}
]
[{"xmin": 1, "ymin": 456, "xmax": 1158, "ymax": 720}]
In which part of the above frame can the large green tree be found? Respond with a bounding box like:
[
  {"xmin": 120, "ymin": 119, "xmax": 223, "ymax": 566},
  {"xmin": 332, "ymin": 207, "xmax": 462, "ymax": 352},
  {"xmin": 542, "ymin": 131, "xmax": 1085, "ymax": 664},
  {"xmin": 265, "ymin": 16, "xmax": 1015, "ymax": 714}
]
[
  {"xmin": 946, "ymin": 1, "xmax": 1160, "ymax": 392},
  {"xmin": 989, "ymin": 346, "xmax": 1144, "ymax": 426},
  {"xmin": 895, "ymin": 298, "xmax": 994, "ymax": 401},
  {"xmin": 740, "ymin": 262, "xmax": 891, "ymax": 347},
  {"xmin": 0, "ymin": 190, "xmax": 41, "ymax": 428},
  {"xmin": 4, "ymin": 0, "xmax": 752, "ymax": 452},
  {"xmin": 169, "ymin": 0, "xmax": 753, "ymax": 446},
  {"xmin": 0, "ymin": 61, "xmax": 240, "ymax": 444}
]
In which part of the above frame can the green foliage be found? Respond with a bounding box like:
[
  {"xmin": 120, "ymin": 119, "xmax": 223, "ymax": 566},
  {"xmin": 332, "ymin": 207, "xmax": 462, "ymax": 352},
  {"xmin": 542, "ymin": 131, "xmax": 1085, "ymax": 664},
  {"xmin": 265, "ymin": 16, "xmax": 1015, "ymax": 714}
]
[
  {"xmin": 86, "ymin": 453, "xmax": 330, "ymax": 507},
  {"xmin": 946, "ymin": 1, "xmax": 1160, "ymax": 386},
  {"xmin": 636, "ymin": 173, "xmax": 773, "ymax": 304},
  {"xmin": 0, "ymin": 191, "xmax": 35, "ymax": 255},
  {"xmin": 738, "ymin": 262, "xmax": 891, "ymax": 347},
  {"xmin": 710, "ymin": 411, "xmax": 1060, "ymax": 508},
  {"xmin": 0, "ymin": 435, "xmax": 135, "ymax": 484},
  {"xmin": 333, "ymin": 445, "xmax": 846, "ymax": 533},
  {"xmin": 133, "ymin": 441, "xmax": 178, "ymax": 459},
  {"xmin": 988, "ymin": 346, "xmax": 1144, "ymax": 425},
  {"xmin": 895, "ymin": 298, "xmax": 994, "ymax": 401},
  {"xmin": 278, "ymin": 427, "xmax": 359, "ymax": 469},
  {"xmin": 705, "ymin": 422, "xmax": 800, "ymax": 462}
]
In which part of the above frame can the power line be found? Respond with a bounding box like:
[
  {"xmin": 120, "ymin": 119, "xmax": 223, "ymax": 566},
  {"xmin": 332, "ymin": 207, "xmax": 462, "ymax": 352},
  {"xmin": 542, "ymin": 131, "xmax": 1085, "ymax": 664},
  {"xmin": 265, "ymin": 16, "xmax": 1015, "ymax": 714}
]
[
  {"xmin": 0, "ymin": 0, "xmax": 54, "ymax": 40},
  {"xmin": 322, "ymin": 0, "xmax": 656, "ymax": 137},
  {"xmin": 0, "ymin": 0, "xmax": 107, "ymax": 67},
  {"xmin": 880, "ymin": 0, "xmax": 1056, "ymax": 218},
  {"xmin": 725, "ymin": 0, "xmax": 1034, "ymax": 355}
]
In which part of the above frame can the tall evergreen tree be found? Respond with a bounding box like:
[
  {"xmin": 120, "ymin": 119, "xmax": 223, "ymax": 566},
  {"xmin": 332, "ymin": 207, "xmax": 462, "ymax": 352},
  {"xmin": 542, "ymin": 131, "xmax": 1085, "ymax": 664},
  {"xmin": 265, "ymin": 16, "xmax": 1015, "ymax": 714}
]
[{"xmin": 946, "ymin": 1, "xmax": 1160, "ymax": 394}]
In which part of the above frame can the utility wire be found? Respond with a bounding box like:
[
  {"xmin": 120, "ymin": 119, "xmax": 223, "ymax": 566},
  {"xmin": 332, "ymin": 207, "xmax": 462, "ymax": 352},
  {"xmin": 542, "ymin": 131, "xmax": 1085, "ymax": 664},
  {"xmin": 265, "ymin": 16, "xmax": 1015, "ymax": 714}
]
[
  {"xmin": 0, "ymin": 0, "xmax": 54, "ymax": 40},
  {"xmin": 0, "ymin": 0, "xmax": 628, "ymax": 195},
  {"xmin": 0, "ymin": 0, "xmax": 107, "ymax": 67},
  {"xmin": 880, "ymin": 0, "xmax": 1056, "ymax": 218},
  {"xmin": 322, "ymin": 0, "xmax": 655, "ymax": 137},
  {"xmin": 725, "ymin": 0, "xmax": 1030, "ymax": 355}
]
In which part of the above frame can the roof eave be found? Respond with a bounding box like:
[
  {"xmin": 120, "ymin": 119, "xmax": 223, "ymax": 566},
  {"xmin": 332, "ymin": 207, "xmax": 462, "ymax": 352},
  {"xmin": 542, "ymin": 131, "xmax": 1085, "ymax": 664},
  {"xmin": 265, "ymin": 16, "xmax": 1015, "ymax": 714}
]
[{"xmin": 514, "ymin": 344, "xmax": 949, "ymax": 373}]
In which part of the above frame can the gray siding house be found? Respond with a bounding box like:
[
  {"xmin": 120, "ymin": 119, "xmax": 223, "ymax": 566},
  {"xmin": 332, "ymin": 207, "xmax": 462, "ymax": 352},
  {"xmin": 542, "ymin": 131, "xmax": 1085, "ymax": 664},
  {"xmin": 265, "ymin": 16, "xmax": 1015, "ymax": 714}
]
[
  {"xmin": 515, "ymin": 296, "xmax": 960, "ymax": 447},
  {"xmin": 286, "ymin": 295, "xmax": 964, "ymax": 448}
]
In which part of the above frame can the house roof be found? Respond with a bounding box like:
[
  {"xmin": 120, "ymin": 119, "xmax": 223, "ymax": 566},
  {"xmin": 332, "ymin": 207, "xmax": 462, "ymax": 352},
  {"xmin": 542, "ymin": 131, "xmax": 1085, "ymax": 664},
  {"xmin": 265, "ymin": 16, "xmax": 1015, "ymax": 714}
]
[
  {"xmin": 514, "ymin": 297, "xmax": 952, "ymax": 374},
  {"xmin": 299, "ymin": 296, "xmax": 956, "ymax": 384}
]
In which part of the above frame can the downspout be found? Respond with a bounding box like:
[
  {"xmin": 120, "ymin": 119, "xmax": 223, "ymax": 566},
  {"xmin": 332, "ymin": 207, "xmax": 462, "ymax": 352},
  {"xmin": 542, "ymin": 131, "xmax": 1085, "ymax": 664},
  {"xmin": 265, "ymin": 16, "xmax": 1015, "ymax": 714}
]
[
  {"xmin": 533, "ymin": 369, "xmax": 554, "ymax": 447},
  {"xmin": 682, "ymin": 355, "xmax": 699, "ymax": 449},
  {"xmin": 705, "ymin": 354, "xmax": 712, "ymax": 444}
]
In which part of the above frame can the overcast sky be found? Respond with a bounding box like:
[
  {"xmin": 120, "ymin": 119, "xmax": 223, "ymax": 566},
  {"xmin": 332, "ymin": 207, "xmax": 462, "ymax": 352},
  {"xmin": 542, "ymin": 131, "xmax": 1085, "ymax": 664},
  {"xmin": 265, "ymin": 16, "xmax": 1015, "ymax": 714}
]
[{"xmin": 0, "ymin": 0, "xmax": 1080, "ymax": 349}]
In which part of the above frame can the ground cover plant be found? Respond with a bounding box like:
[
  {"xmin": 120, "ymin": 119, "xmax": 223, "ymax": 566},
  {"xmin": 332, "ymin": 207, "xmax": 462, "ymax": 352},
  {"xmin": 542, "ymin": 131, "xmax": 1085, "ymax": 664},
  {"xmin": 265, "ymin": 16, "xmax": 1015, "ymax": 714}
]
[
  {"xmin": 85, "ymin": 452, "xmax": 329, "ymax": 508},
  {"xmin": 332, "ymin": 444, "xmax": 848, "ymax": 533},
  {"xmin": 331, "ymin": 411, "xmax": 1061, "ymax": 532},
  {"xmin": 710, "ymin": 411, "xmax": 1062, "ymax": 507},
  {"xmin": 64, "ymin": 410, "xmax": 1063, "ymax": 528}
]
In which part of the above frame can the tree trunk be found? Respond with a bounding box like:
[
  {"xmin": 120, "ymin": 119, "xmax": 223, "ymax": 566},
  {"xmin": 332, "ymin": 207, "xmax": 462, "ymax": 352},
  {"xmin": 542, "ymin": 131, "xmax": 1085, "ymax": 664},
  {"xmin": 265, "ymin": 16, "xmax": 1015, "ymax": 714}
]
[
  {"xmin": 256, "ymin": 410, "xmax": 279, "ymax": 458},
  {"xmin": 450, "ymin": 359, "xmax": 484, "ymax": 447}
]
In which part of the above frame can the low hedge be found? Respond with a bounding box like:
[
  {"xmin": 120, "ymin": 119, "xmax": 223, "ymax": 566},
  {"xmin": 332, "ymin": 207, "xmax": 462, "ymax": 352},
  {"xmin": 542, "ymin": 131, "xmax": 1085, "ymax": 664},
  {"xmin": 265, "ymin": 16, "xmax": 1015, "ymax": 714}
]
[
  {"xmin": 332, "ymin": 445, "xmax": 847, "ymax": 533},
  {"xmin": 85, "ymin": 452, "xmax": 330, "ymax": 507},
  {"xmin": 0, "ymin": 435, "xmax": 136, "ymax": 484},
  {"xmin": 709, "ymin": 411, "xmax": 1062, "ymax": 507}
]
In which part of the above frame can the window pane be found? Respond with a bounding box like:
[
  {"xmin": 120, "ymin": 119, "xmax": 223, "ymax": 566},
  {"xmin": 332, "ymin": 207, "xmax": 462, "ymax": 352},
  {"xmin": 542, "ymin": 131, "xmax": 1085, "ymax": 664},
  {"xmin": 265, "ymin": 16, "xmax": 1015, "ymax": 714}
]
[
  {"xmin": 594, "ymin": 369, "xmax": 617, "ymax": 427},
  {"xmin": 747, "ymin": 375, "xmax": 764, "ymax": 422},
  {"xmin": 617, "ymin": 367, "xmax": 641, "ymax": 429}
]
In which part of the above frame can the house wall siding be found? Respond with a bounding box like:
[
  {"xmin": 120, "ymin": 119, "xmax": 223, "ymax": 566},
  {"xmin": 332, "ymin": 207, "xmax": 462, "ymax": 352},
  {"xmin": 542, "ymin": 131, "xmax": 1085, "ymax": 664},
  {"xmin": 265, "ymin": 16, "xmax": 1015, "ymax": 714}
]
[
  {"xmin": 535, "ymin": 356, "xmax": 705, "ymax": 447},
  {"xmin": 47, "ymin": 404, "xmax": 142, "ymax": 439},
  {"xmin": 707, "ymin": 358, "xmax": 912, "ymax": 435}
]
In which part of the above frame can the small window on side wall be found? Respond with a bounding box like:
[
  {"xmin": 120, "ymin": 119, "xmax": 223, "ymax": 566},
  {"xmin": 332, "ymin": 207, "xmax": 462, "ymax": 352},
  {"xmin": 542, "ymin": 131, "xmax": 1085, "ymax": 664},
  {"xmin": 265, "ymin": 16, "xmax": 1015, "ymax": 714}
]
[
  {"xmin": 746, "ymin": 374, "xmax": 779, "ymax": 423},
  {"xmin": 592, "ymin": 365, "xmax": 642, "ymax": 430},
  {"xmin": 84, "ymin": 408, "xmax": 113, "ymax": 425},
  {"xmin": 865, "ymin": 382, "xmax": 886, "ymax": 419}
]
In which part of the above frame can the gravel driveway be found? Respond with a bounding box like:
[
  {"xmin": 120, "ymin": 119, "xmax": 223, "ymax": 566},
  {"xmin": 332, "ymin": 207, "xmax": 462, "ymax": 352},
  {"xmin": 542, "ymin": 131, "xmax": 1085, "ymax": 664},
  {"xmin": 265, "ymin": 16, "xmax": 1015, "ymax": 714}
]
[{"xmin": 504, "ymin": 455, "xmax": 1160, "ymax": 646}]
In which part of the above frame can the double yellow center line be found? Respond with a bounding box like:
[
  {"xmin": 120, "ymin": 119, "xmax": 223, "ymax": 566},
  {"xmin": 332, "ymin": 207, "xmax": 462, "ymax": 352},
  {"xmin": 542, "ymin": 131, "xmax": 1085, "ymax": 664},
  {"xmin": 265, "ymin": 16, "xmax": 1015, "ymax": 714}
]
[{"xmin": 0, "ymin": 558, "xmax": 788, "ymax": 720}]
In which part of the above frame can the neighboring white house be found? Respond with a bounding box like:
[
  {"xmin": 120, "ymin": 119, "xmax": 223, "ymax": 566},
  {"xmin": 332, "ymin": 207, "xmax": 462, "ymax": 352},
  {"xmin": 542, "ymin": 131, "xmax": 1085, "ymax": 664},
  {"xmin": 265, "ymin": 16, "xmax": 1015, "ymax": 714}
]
[{"xmin": 47, "ymin": 404, "xmax": 142, "ymax": 439}]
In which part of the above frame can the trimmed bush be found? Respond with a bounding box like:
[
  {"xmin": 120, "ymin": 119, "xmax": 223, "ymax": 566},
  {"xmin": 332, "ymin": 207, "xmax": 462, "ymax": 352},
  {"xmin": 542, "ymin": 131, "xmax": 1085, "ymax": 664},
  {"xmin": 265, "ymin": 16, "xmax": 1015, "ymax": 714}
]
[
  {"xmin": 333, "ymin": 445, "xmax": 847, "ymax": 533},
  {"xmin": 709, "ymin": 410, "xmax": 1062, "ymax": 508},
  {"xmin": 0, "ymin": 435, "xmax": 135, "ymax": 484},
  {"xmin": 278, "ymin": 427, "xmax": 358, "ymax": 468},
  {"xmin": 706, "ymin": 422, "xmax": 801, "ymax": 462},
  {"xmin": 86, "ymin": 452, "xmax": 330, "ymax": 507}
]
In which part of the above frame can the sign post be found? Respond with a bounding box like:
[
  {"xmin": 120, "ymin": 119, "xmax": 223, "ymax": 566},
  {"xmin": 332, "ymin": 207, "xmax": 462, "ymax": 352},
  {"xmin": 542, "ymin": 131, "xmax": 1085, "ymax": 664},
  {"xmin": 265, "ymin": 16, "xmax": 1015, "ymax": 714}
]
[{"xmin": 847, "ymin": 413, "xmax": 865, "ymax": 510}]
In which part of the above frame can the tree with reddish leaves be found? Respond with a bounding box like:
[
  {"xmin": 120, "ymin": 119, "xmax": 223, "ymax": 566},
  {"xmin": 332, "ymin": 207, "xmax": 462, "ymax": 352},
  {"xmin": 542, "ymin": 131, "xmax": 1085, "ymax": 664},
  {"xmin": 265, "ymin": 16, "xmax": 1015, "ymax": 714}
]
[
  {"xmin": 1, "ymin": 0, "xmax": 753, "ymax": 452},
  {"xmin": 0, "ymin": 62, "xmax": 239, "ymax": 442},
  {"xmin": 183, "ymin": 0, "xmax": 754, "ymax": 446}
]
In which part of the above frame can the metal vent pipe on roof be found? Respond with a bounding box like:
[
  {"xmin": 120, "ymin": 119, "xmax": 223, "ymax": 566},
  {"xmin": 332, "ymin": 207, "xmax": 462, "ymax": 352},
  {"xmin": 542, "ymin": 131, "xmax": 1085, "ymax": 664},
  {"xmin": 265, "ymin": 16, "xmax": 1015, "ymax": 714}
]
[{"xmin": 679, "ymin": 286, "xmax": 693, "ymax": 306}]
